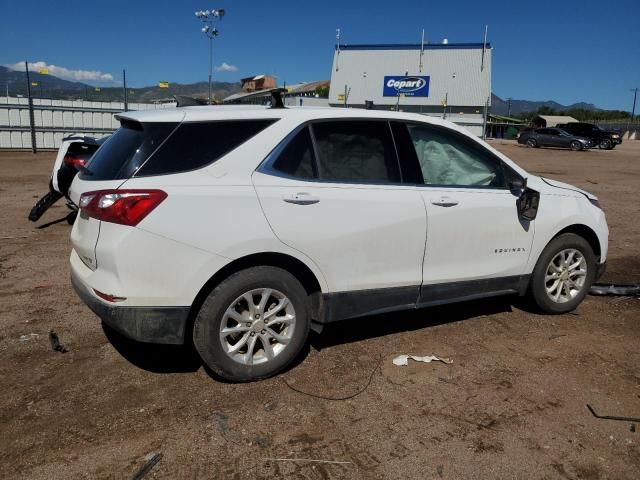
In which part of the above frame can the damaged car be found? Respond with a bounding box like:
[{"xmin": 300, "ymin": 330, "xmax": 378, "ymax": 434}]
[{"xmin": 68, "ymin": 101, "xmax": 609, "ymax": 382}]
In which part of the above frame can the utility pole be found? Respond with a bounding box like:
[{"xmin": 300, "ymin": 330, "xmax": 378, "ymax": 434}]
[
  {"xmin": 123, "ymin": 69, "xmax": 128, "ymax": 111},
  {"xmin": 507, "ymin": 98, "xmax": 512, "ymax": 117},
  {"xmin": 25, "ymin": 61, "xmax": 37, "ymax": 153},
  {"xmin": 631, "ymin": 88, "xmax": 638, "ymax": 124}
]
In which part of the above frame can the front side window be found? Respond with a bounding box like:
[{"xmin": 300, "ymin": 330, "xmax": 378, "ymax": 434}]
[
  {"xmin": 406, "ymin": 124, "xmax": 505, "ymax": 188},
  {"xmin": 311, "ymin": 121, "xmax": 400, "ymax": 183}
]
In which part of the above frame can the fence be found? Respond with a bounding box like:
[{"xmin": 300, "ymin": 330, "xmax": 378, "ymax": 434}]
[{"xmin": 0, "ymin": 96, "xmax": 175, "ymax": 150}]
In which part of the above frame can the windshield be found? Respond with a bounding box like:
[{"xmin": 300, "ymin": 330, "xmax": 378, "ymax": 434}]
[{"xmin": 80, "ymin": 121, "xmax": 177, "ymax": 180}]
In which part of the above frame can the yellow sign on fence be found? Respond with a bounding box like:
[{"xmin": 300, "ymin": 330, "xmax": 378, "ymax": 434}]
[
  {"xmin": 38, "ymin": 68, "xmax": 49, "ymax": 75},
  {"xmin": 159, "ymin": 81, "xmax": 169, "ymax": 88},
  {"xmin": 31, "ymin": 82, "xmax": 38, "ymax": 87}
]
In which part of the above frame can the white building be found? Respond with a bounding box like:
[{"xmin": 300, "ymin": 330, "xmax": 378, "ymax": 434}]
[{"xmin": 329, "ymin": 42, "xmax": 491, "ymax": 136}]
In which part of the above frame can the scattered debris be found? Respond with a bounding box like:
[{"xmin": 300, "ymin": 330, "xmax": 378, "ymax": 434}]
[
  {"xmin": 392, "ymin": 354, "xmax": 453, "ymax": 366},
  {"xmin": 212, "ymin": 411, "xmax": 229, "ymax": 433},
  {"xmin": 589, "ymin": 283, "xmax": 640, "ymax": 297},
  {"xmin": 19, "ymin": 333, "xmax": 39, "ymax": 342},
  {"xmin": 0, "ymin": 235, "xmax": 30, "ymax": 240},
  {"xmin": 548, "ymin": 334, "xmax": 567, "ymax": 341},
  {"xmin": 264, "ymin": 457, "xmax": 353, "ymax": 465},
  {"xmin": 585, "ymin": 179, "xmax": 598, "ymax": 185},
  {"xmin": 48, "ymin": 330, "xmax": 67, "ymax": 353},
  {"xmin": 284, "ymin": 356, "xmax": 381, "ymax": 401},
  {"xmin": 586, "ymin": 404, "xmax": 640, "ymax": 423},
  {"xmin": 131, "ymin": 452, "xmax": 162, "ymax": 480}
]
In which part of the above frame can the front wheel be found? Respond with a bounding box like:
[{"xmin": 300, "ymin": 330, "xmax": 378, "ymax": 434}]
[
  {"xmin": 526, "ymin": 138, "xmax": 537, "ymax": 148},
  {"xmin": 598, "ymin": 138, "xmax": 612, "ymax": 150},
  {"xmin": 529, "ymin": 233, "xmax": 596, "ymax": 314},
  {"xmin": 570, "ymin": 140, "xmax": 583, "ymax": 151},
  {"xmin": 193, "ymin": 266, "xmax": 310, "ymax": 382}
]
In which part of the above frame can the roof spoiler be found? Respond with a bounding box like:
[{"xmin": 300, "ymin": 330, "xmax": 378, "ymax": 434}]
[{"xmin": 174, "ymin": 95, "xmax": 208, "ymax": 107}]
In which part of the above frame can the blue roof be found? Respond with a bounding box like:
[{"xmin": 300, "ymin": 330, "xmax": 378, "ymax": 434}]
[{"xmin": 336, "ymin": 42, "xmax": 490, "ymax": 51}]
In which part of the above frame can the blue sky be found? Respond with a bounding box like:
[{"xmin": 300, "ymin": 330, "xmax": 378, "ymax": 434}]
[{"xmin": 2, "ymin": 0, "xmax": 639, "ymax": 110}]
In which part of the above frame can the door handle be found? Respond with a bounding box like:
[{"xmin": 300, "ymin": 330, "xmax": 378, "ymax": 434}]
[
  {"xmin": 282, "ymin": 193, "xmax": 320, "ymax": 205},
  {"xmin": 431, "ymin": 196, "xmax": 459, "ymax": 207}
]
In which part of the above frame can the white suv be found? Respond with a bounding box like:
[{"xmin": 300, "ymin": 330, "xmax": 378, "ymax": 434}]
[{"xmin": 69, "ymin": 105, "xmax": 608, "ymax": 381}]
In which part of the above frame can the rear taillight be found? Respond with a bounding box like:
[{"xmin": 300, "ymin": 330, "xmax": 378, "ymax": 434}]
[
  {"xmin": 79, "ymin": 189, "xmax": 167, "ymax": 226},
  {"xmin": 63, "ymin": 154, "xmax": 89, "ymax": 167}
]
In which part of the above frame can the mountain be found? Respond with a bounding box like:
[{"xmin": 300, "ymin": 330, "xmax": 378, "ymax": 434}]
[
  {"xmin": 0, "ymin": 66, "xmax": 241, "ymax": 102},
  {"xmin": 491, "ymin": 94, "xmax": 600, "ymax": 116}
]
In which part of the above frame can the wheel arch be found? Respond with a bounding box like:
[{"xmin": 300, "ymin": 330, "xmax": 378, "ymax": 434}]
[
  {"xmin": 551, "ymin": 224, "xmax": 601, "ymax": 260},
  {"xmin": 185, "ymin": 252, "xmax": 325, "ymax": 341}
]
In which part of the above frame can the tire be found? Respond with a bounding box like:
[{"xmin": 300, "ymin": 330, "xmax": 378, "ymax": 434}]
[
  {"xmin": 598, "ymin": 138, "xmax": 612, "ymax": 150},
  {"xmin": 193, "ymin": 266, "xmax": 311, "ymax": 382},
  {"xmin": 529, "ymin": 233, "xmax": 596, "ymax": 314},
  {"xmin": 570, "ymin": 141, "xmax": 583, "ymax": 151},
  {"xmin": 526, "ymin": 138, "xmax": 537, "ymax": 148}
]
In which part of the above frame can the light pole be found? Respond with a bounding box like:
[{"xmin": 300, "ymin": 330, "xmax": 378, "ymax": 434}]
[
  {"xmin": 630, "ymin": 87, "xmax": 638, "ymax": 124},
  {"xmin": 195, "ymin": 8, "xmax": 225, "ymax": 105}
]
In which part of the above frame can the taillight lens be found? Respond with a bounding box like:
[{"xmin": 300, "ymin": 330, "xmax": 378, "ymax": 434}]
[
  {"xmin": 79, "ymin": 189, "xmax": 167, "ymax": 226},
  {"xmin": 63, "ymin": 154, "xmax": 89, "ymax": 167}
]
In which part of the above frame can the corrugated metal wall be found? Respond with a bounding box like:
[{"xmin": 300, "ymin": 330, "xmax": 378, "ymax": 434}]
[
  {"xmin": 329, "ymin": 45, "xmax": 491, "ymax": 109},
  {"xmin": 0, "ymin": 97, "xmax": 175, "ymax": 149}
]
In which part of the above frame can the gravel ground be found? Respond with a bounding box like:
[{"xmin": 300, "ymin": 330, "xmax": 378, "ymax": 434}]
[{"xmin": 0, "ymin": 140, "xmax": 639, "ymax": 479}]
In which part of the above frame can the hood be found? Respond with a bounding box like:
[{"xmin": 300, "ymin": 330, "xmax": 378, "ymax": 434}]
[{"xmin": 538, "ymin": 177, "xmax": 598, "ymax": 200}]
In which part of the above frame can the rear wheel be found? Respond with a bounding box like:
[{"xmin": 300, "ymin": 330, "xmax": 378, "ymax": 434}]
[
  {"xmin": 598, "ymin": 138, "xmax": 612, "ymax": 150},
  {"xmin": 193, "ymin": 266, "xmax": 310, "ymax": 382},
  {"xmin": 529, "ymin": 234, "xmax": 596, "ymax": 314},
  {"xmin": 526, "ymin": 138, "xmax": 537, "ymax": 148},
  {"xmin": 570, "ymin": 140, "xmax": 583, "ymax": 151}
]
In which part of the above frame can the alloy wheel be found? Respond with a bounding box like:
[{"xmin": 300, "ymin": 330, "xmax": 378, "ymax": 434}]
[
  {"xmin": 219, "ymin": 288, "xmax": 296, "ymax": 365},
  {"xmin": 544, "ymin": 249, "xmax": 587, "ymax": 303}
]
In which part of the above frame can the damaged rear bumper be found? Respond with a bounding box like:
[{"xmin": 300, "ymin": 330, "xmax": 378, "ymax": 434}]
[{"xmin": 71, "ymin": 271, "xmax": 189, "ymax": 345}]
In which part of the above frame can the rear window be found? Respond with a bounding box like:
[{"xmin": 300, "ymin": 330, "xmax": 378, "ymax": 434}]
[
  {"xmin": 81, "ymin": 121, "xmax": 176, "ymax": 180},
  {"xmin": 137, "ymin": 119, "xmax": 277, "ymax": 177},
  {"xmin": 82, "ymin": 119, "xmax": 276, "ymax": 180}
]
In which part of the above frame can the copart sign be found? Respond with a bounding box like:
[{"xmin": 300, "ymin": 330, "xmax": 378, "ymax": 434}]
[{"xmin": 383, "ymin": 76, "xmax": 430, "ymax": 97}]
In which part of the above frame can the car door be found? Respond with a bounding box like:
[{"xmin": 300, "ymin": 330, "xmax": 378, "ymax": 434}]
[
  {"xmin": 252, "ymin": 119, "xmax": 427, "ymax": 309},
  {"xmin": 391, "ymin": 121, "xmax": 535, "ymax": 303}
]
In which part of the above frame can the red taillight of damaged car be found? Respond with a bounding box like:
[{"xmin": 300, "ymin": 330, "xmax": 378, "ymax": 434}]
[
  {"xmin": 79, "ymin": 189, "xmax": 167, "ymax": 226},
  {"xmin": 63, "ymin": 154, "xmax": 89, "ymax": 167}
]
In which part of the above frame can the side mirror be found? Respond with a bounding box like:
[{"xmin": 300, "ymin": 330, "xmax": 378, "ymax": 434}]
[
  {"xmin": 517, "ymin": 188, "xmax": 540, "ymax": 221},
  {"xmin": 509, "ymin": 177, "xmax": 526, "ymax": 195}
]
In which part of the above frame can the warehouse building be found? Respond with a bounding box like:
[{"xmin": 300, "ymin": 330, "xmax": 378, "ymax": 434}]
[{"xmin": 329, "ymin": 41, "xmax": 491, "ymax": 136}]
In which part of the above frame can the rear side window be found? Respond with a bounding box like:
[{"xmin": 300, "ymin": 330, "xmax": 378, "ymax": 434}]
[
  {"xmin": 81, "ymin": 121, "xmax": 176, "ymax": 180},
  {"xmin": 137, "ymin": 119, "xmax": 276, "ymax": 177},
  {"xmin": 311, "ymin": 121, "xmax": 400, "ymax": 183},
  {"xmin": 271, "ymin": 126, "xmax": 317, "ymax": 179}
]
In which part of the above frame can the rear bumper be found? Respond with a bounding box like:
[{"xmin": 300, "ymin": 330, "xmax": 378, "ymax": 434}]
[{"xmin": 71, "ymin": 271, "xmax": 189, "ymax": 344}]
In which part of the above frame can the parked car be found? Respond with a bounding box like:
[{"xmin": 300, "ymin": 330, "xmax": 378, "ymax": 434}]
[
  {"xmin": 28, "ymin": 135, "xmax": 109, "ymax": 223},
  {"xmin": 69, "ymin": 105, "xmax": 608, "ymax": 382},
  {"xmin": 556, "ymin": 122, "xmax": 622, "ymax": 150},
  {"xmin": 518, "ymin": 128, "xmax": 592, "ymax": 150}
]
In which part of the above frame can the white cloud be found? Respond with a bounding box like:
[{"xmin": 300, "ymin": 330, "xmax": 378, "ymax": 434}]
[
  {"xmin": 5, "ymin": 61, "xmax": 115, "ymax": 84},
  {"xmin": 214, "ymin": 62, "xmax": 238, "ymax": 73}
]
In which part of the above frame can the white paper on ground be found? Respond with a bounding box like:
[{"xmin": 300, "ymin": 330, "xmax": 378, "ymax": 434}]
[{"xmin": 392, "ymin": 354, "xmax": 453, "ymax": 366}]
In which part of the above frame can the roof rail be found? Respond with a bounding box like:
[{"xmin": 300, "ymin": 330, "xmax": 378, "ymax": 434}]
[{"xmin": 270, "ymin": 88, "xmax": 287, "ymax": 109}]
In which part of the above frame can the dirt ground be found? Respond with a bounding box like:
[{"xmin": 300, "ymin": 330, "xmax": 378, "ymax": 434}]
[{"xmin": 1, "ymin": 140, "xmax": 639, "ymax": 479}]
